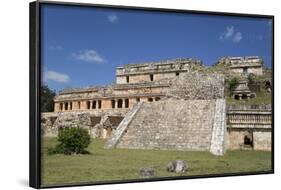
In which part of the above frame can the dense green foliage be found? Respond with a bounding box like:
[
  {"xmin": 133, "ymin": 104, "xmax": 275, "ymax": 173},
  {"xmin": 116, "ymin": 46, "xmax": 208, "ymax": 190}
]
[
  {"xmin": 247, "ymin": 73, "xmax": 256, "ymax": 84},
  {"xmin": 42, "ymin": 138, "xmax": 271, "ymax": 186},
  {"xmin": 48, "ymin": 127, "xmax": 91, "ymax": 155},
  {"xmin": 41, "ymin": 85, "xmax": 56, "ymax": 112},
  {"xmin": 227, "ymin": 77, "xmax": 239, "ymax": 94}
]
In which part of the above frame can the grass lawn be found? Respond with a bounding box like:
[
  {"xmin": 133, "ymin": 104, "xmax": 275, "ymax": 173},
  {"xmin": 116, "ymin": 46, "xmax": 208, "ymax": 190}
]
[
  {"xmin": 41, "ymin": 137, "xmax": 272, "ymax": 186},
  {"xmin": 226, "ymin": 90, "xmax": 272, "ymax": 105}
]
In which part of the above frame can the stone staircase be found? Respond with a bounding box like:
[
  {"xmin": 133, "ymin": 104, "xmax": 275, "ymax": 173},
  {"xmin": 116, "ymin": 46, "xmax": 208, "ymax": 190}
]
[
  {"xmin": 114, "ymin": 99, "xmax": 223, "ymax": 153},
  {"xmin": 210, "ymin": 99, "xmax": 226, "ymax": 155},
  {"xmin": 105, "ymin": 102, "xmax": 143, "ymax": 148}
]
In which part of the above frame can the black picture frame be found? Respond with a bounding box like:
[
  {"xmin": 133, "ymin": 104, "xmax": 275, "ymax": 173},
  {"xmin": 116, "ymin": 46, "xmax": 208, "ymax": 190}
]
[{"xmin": 29, "ymin": 1, "xmax": 274, "ymax": 188}]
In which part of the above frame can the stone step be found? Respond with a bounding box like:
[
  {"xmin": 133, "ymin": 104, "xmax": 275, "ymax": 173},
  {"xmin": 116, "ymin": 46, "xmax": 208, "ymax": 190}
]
[{"xmin": 116, "ymin": 100, "xmax": 219, "ymax": 152}]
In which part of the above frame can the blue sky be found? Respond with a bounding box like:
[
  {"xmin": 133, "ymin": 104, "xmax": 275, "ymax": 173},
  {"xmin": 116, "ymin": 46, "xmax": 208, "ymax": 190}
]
[{"xmin": 41, "ymin": 4, "xmax": 273, "ymax": 92}]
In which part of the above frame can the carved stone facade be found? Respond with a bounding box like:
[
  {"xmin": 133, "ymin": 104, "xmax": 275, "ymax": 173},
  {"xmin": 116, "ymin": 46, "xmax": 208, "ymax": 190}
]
[
  {"xmin": 218, "ymin": 56, "xmax": 263, "ymax": 76},
  {"xmin": 226, "ymin": 105, "xmax": 272, "ymax": 151},
  {"xmin": 53, "ymin": 58, "xmax": 204, "ymax": 112},
  {"xmin": 232, "ymin": 79, "xmax": 256, "ymax": 100}
]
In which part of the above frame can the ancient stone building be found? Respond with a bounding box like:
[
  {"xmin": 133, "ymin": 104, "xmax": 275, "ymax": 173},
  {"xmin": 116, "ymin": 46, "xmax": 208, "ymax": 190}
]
[
  {"xmin": 53, "ymin": 58, "xmax": 203, "ymax": 112},
  {"xmin": 232, "ymin": 79, "xmax": 256, "ymax": 100},
  {"xmin": 49, "ymin": 58, "xmax": 206, "ymax": 140},
  {"xmin": 218, "ymin": 56, "xmax": 263, "ymax": 76},
  {"xmin": 41, "ymin": 56, "xmax": 272, "ymax": 153},
  {"xmin": 106, "ymin": 73, "xmax": 226, "ymax": 155}
]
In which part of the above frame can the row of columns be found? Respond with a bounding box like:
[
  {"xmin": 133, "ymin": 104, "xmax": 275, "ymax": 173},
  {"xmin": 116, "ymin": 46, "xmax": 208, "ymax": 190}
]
[
  {"xmin": 57, "ymin": 96, "xmax": 162, "ymax": 111},
  {"xmin": 112, "ymin": 99, "xmax": 128, "ymax": 109},
  {"xmin": 59, "ymin": 102, "xmax": 73, "ymax": 111},
  {"xmin": 228, "ymin": 114, "xmax": 271, "ymax": 124},
  {"xmin": 87, "ymin": 100, "xmax": 101, "ymax": 110}
]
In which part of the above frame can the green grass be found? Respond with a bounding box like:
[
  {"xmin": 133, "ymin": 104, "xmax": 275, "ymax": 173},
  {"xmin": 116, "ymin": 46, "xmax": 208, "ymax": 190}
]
[
  {"xmin": 226, "ymin": 90, "xmax": 272, "ymax": 105},
  {"xmin": 41, "ymin": 137, "xmax": 271, "ymax": 186}
]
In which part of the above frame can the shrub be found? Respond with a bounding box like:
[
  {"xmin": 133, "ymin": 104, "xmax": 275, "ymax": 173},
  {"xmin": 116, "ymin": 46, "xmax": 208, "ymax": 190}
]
[
  {"xmin": 228, "ymin": 77, "xmax": 239, "ymax": 93},
  {"xmin": 247, "ymin": 73, "xmax": 256, "ymax": 84},
  {"xmin": 48, "ymin": 127, "xmax": 91, "ymax": 155}
]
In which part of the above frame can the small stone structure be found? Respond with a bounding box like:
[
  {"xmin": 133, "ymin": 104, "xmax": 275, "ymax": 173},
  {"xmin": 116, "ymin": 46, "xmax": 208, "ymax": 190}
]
[{"xmin": 232, "ymin": 79, "xmax": 256, "ymax": 100}]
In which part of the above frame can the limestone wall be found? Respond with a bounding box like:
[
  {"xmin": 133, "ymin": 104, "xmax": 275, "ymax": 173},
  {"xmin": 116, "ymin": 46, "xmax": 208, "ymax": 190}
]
[
  {"xmin": 226, "ymin": 105, "xmax": 272, "ymax": 151},
  {"xmin": 166, "ymin": 73, "xmax": 224, "ymax": 100},
  {"xmin": 116, "ymin": 72, "xmax": 184, "ymax": 84},
  {"xmin": 230, "ymin": 67, "xmax": 263, "ymax": 76},
  {"xmin": 253, "ymin": 131, "xmax": 271, "ymax": 151},
  {"xmin": 116, "ymin": 58, "xmax": 203, "ymax": 84}
]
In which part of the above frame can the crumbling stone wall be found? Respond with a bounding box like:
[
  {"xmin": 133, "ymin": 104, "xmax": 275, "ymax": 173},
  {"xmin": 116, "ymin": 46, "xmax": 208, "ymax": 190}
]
[
  {"xmin": 41, "ymin": 109, "xmax": 127, "ymax": 138},
  {"xmin": 166, "ymin": 73, "xmax": 224, "ymax": 100}
]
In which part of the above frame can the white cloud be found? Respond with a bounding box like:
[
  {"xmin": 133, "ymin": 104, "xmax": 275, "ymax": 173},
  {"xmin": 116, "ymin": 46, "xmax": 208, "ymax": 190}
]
[
  {"xmin": 232, "ymin": 32, "xmax": 242, "ymax": 43},
  {"xmin": 108, "ymin": 14, "xmax": 118, "ymax": 23},
  {"xmin": 72, "ymin": 49, "xmax": 105, "ymax": 63},
  {"xmin": 220, "ymin": 26, "xmax": 242, "ymax": 43},
  {"xmin": 225, "ymin": 26, "xmax": 234, "ymax": 39},
  {"xmin": 44, "ymin": 70, "xmax": 70, "ymax": 83}
]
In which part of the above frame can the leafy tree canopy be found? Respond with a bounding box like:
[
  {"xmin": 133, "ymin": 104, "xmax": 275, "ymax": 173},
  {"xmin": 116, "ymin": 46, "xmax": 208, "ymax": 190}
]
[{"xmin": 41, "ymin": 85, "xmax": 56, "ymax": 112}]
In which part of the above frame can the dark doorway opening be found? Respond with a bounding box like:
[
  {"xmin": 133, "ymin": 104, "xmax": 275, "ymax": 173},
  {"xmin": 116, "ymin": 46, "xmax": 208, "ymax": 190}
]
[
  {"xmin": 92, "ymin": 101, "xmax": 96, "ymax": 109},
  {"xmin": 111, "ymin": 100, "xmax": 115, "ymax": 108},
  {"xmin": 125, "ymin": 99, "xmax": 129, "ymax": 108},
  {"xmin": 150, "ymin": 74, "xmax": 154, "ymax": 81},
  {"xmin": 117, "ymin": 99, "xmax": 123, "ymax": 108},
  {"xmin": 98, "ymin": 100, "xmax": 102, "ymax": 109}
]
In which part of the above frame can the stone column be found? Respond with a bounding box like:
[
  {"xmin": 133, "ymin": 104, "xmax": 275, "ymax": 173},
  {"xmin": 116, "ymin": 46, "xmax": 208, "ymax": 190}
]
[
  {"xmin": 62, "ymin": 103, "xmax": 65, "ymax": 111},
  {"xmin": 54, "ymin": 103, "xmax": 60, "ymax": 112},
  {"xmin": 122, "ymin": 99, "xmax": 125, "ymax": 108},
  {"xmin": 90, "ymin": 101, "xmax": 93, "ymax": 110},
  {"xmin": 239, "ymin": 95, "xmax": 242, "ymax": 100},
  {"xmin": 115, "ymin": 100, "xmax": 118, "ymax": 109}
]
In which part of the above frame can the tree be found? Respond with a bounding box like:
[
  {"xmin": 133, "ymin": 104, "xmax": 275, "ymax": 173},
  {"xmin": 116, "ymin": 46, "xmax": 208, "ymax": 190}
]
[{"xmin": 41, "ymin": 85, "xmax": 56, "ymax": 112}]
